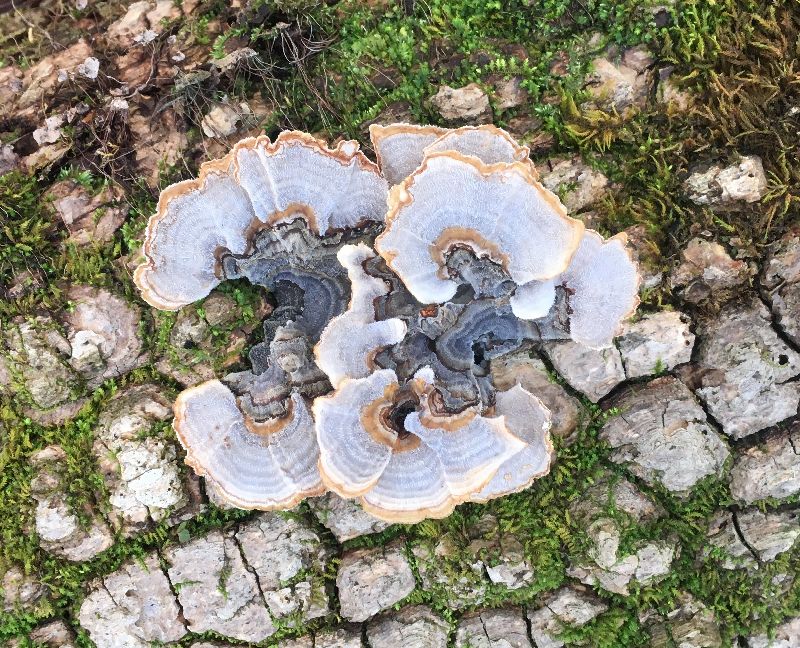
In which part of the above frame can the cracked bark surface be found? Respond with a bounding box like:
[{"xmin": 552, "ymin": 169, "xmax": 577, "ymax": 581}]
[
  {"xmin": 78, "ymin": 554, "xmax": 187, "ymax": 648},
  {"xmin": 616, "ymin": 310, "xmax": 695, "ymax": 379},
  {"xmin": 315, "ymin": 625, "xmax": 364, "ymax": 647},
  {"xmin": 93, "ymin": 384, "xmax": 194, "ymax": 535},
  {"xmin": 692, "ymin": 296, "xmax": 800, "ymax": 439},
  {"xmin": 29, "ymin": 445, "xmax": 114, "ymax": 562},
  {"xmin": 668, "ymin": 237, "xmax": 751, "ymax": 304},
  {"xmin": 308, "ymin": 492, "xmax": 391, "ymax": 541},
  {"xmin": 706, "ymin": 506, "xmax": 800, "ymax": 570},
  {"xmin": 735, "ymin": 508, "xmax": 800, "ymax": 563},
  {"xmin": 567, "ymin": 473, "xmax": 676, "ymax": 595},
  {"xmin": 337, "ymin": 541, "xmax": 416, "ymax": 622},
  {"xmin": 163, "ymin": 529, "xmax": 276, "ymax": 642},
  {"xmin": 729, "ymin": 426, "xmax": 800, "ymax": 503},
  {"xmin": 746, "ymin": 616, "xmax": 800, "ymax": 648},
  {"xmin": 486, "ymin": 531, "xmax": 535, "ymax": 590},
  {"xmin": 234, "ymin": 513, "xmax": 332, "ymax": 625},
  {"xmin": 731, "ymin": 510, "xmax": 763, "ymax": 564},
  {"xmin": 366, "ymin": 605, "xmax": 449, "ymax": 648},
  {"xmin": 645, "ymin": 592, "xmax": 723, "ymax": 648},
  {"xmin": 600, "ymin": 377, "xmax": 729, "ymax": 495},
  {"xmin": 762, "ymin": 227, "xmax": 800, "ymax": 347},
  {"xmin": 411, "ymin": 512, "xmax": 506, "ymax": 610},
  {"xmin": 455, "ymin": 608, "xmax": 533, "ymax": 647},
  {"xmin": 77, "ymin": 515, "xmax": 337, "ymax": 647},
  {"xmin": 527, "ymin": 585, "xmax": 608, "ymax": 648},
  {"xmin": 542, "ymin": 339, "xmax": 625, "ymax": 402}
]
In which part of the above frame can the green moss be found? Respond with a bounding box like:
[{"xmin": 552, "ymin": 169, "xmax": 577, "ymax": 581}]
[
  {"xmin": 205, "ymin": 0, "xmax": 660, "ymax": 137},
  {"xmin": 55, "ymin": 168, "xmax": 107, "ymax": 195},
  {"xmin": 0, "ymin": 172, "xmax": 63, "ymax": 317},
  {"xmin": 558, "ymin": 607, "xmax": 648, "ymax": 647}
]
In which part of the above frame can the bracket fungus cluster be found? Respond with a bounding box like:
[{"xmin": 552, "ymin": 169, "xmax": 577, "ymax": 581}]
[{"xmin": 135, "ymin": 124, "xmax": 640, "ymax": 523}]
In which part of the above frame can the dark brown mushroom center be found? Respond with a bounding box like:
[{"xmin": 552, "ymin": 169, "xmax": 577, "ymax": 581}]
[{"xmin": 382, "ymin": 396, "xmax": 419, "ymax": 439}]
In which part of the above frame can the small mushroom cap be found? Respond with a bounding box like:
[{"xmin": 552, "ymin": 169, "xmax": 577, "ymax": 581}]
[
  {"xmin": 375, "ymin": 152, "xmax": 584, "ymax": 305},
  {"xmin": 314, "ymin": 244, "xmax": 406, "ymax": 388},
  {"xmin": 313, "ymin": 369, "xmax": 397, "ymax": 497},
  {"xmin": 370, "ymin": 123, "xmax": 533, "ymax": 187},
  {"xmin": 313, "ymin": 368, "xmax": 527, "ymax": 523},
  {"xmin": 510, "ymin": 278, "xmax": 557, "ymax": 320},
  {"xmin": 470, "ymin": 383, "xmax": 553, "ymax": 502},
  {"xmin": 135, "ymin": 132, "xmax": 388, "ymax": 310},
  {"xmin": 174, "ymin": 380, "xmax": 324, "ymax": 509},
  {"xmin": 423, "ymin": 125, "xmax": 531, "ymax": 165},
  {"xmin": 560, "ymin": 230, "xmax": 641, "ymax": 348},
  {"xmin": 359, "ymin": 408, "xmax": 524, "ymax": 522},
  {"xmin": 233, "ymin": 132, "xmax": 388, "ymax": 234},
  {"xmin": 134, "ymin": 169, "xmax": 256, "ymax": 310},
  {"xmin": 369, "ymin": 123, "xmax": 449, "ymax": 186}
]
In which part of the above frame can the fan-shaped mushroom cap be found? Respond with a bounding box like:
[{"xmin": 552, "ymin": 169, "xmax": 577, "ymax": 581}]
[
  {"xmin": 369, "ymin": 123, "xmax": 449, "ymax": 186},
  {"xmin": 470, "ymin": 384, "xmax": 553, "ymax": 502},
  {"xmin": 560, "ymin": 230, "xmax": 640, "ymax": 348},
  {"xmin": 315, "ymin": 244, "xmax": 406, "ymax": 388},
  {"xmin": 375, "ymin": 152, "xmax": 584, "ymax": 305},
  {"xmin": 174, "ymin": 380, "xmax": 324, "ymax": 509},
  {"xmin": 358, "ymin": 409, "xmax": 523, "ymax": 522},
  {"xmin": 423, "ymin": 125, "xmax": 531, "ymax": 165},
  {"xmin": 134, "ymin": 170, "xmax": 255, "ymax": 310},
  {"xmin": 134, "ymin": 132, "xmax": 388, "ymax": 310},
  {"xmin": 233, "ymin": 133, "xmax": 388, "ymax": 233},
  {"xmin": 510, "ymin": 278, "xmax": 557, "ymax": 320},
  {"xmin": 370, "ymin": 124, "xmax": 533, "ymax": 187},
  {"xmin": 313, "ymin": 368, "xmax": 526, "ymax": 522},
  {"xmin": 313, "ymin": 369, "xmax": 397, "ymax": 497}
]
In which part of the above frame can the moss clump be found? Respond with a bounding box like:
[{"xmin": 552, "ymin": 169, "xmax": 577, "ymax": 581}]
[
  {"xmin": 587, "ymin": 0, "xmax": 799, "ymax": 271},
  {"xmin": 282, "ymin": 0, "xmax": 661, "ymax": 135},
  {"xmin": 0, "ymin": 172, "xmax": 63, "ymax": 317}
]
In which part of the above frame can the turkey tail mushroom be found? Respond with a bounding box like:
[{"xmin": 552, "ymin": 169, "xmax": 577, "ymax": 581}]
[
  {"xmin": 370, "ymin": 123, "xmax": 532, "ymax": 186},
  {"xmin": 131, "ymin": 125, "xmax": 642, "ymax": 523},
  {"xmin": 509, "ymin": 278, "xmax": 558, "ymax": 320},
  {"xmin": 559, "ymin": 230, "xmax": 641, "ymax": 348},
  {"xmin": 174, "ymin": 380, "xmax": 325, "ymax": 509},
  {"xmin": 314, "ymin": 244, "xmax": 407, "ymax": 388},
  {"xmin": 470, "ymin": 384, "xmax": 554, "ymax": 502},
  {"xmin": 423, "ymin": 125, "xmax": 531, "ymax": 165},
  {"xmin": 375, "ymin": 151, "xmax": 585, "ymax": 305},
  {"xmin": 134, "ymin": 132, "xmax": 389, "ymax": 311},
  {"xmin": 369, "ymin": 123, "xmax": 449, "ymax": 186},
  {"xmin": 313, "ymin": 368, "xmax": 526, "ymax": 523}
]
